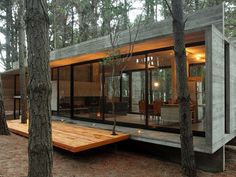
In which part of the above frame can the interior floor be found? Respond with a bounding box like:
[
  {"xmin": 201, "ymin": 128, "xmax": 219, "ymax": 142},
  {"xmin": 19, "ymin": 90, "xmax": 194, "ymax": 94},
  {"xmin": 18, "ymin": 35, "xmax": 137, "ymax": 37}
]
[{"xmin": 73, "ymin": 113, "xmax": 204, "ymax": 132}]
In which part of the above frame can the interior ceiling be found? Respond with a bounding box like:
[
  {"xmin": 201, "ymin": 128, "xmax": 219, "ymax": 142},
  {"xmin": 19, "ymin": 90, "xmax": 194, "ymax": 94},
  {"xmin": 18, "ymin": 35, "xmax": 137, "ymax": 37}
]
[{"xmin": 50, "ymin": 31, "xmax": 205, "ymax": 68}]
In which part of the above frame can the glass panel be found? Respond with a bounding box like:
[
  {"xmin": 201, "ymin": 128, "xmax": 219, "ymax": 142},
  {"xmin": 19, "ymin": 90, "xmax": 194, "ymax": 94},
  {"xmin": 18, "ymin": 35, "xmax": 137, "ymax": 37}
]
[
  {"xmin": 146, "ymin": 51, "xmax": 173, "ymax": 127},
  {"xmin": 190, "ymin": 64, "xmax": 205, "ymax": 77},
  {"xmin": 51, "ymin": 68, "xmax": 58, "ymax": 113},
  {"xmin": 105, "ymin": 76, "xmax": 120, "ymax": 98},
  {"xmin": 131, "ymin": 71, "xmax": 145, "ymax": 113},
  {"xmin": 151, "ymin": 68, "xmax": 172, "ymax": 102},
  {"xmin": 146, "ymin": 45, "xmax": 206, "ymax": 133},
  {"xmin": 104, "ymin": 55, "xmax": 145, "ymax": 125},
  {"xmin": 58, "ymin": 66, "xmax": 71, "ymax": 117},
  {"xmin": 121, "ymin": 73, "xmax": 129, "ymax": 107},
  {"xmin": 73, "ymin": 62, "xmax": 103, "ymax": 120}
]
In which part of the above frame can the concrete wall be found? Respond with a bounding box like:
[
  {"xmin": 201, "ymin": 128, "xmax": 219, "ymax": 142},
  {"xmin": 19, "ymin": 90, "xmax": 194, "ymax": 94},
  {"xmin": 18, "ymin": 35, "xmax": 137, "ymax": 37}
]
[
  {"xmin": 229, "ymin": 42, "xmax": 236, "ymax": 132},
  {"xmin": 50, "ymin": 4, "xmax": 224, "ymax": 62},
  {"xmin": 205, "ymin": 25, "xmax": 225, "ymax": 149}
]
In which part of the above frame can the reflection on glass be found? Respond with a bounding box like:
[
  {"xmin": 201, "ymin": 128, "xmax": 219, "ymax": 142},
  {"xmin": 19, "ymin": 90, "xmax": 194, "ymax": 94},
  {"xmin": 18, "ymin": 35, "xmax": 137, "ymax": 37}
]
[
  {"xmin": 58, "ymin": 66, "xmax": 71, "ymax": 117},
  {"xmin": 51, "ymin": 68, "xmax": 58, "ymax": 114},
  {"xmin": 104, "ymin": 55, "xmax": 145, "ymax": 125},
  {"xmin": 151, "ymin": 68, "xmax": 172, "ymax": 102},
  {"xmin": 131, "ymin": 71, "xmax": 145, "ymax": 113},
  {"xmin": 73, "ymin": 62, "xmax": 102, "ymax": 119},
  {"xmin": 52, "ymin": 45, "xmax": 206, "ymax": 133}
]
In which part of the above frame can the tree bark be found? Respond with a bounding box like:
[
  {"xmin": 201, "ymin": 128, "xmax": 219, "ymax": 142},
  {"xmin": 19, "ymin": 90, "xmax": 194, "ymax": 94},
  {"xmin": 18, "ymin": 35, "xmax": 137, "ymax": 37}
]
[
  {"xmin": 91, "ymin": 0, "xmax": 98, "ymax": 38},
  {"xmin": 25, "ymin": 0, "xmax": 53, "ymax": 177},
  {"xmin": 5, "ymin": 0, "xmax": 13, "ymax": 70},
  {"xmin": 0, "ymin": 75, "xmax": 10, "ymax": 135},
  {"xmin": 170, "ymin": 0, "xmax": 196, "ymax": 176},
  {"xmin": 18, "ymin": 0, "xmax": 27, "ymax": 124}
]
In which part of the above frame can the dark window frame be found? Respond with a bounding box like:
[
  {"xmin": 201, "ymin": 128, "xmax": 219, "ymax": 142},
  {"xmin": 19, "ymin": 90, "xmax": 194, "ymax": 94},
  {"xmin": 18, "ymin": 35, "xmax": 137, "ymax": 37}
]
[{"xmin": 50, "ymin": 41, "xmax": 206, "ymax": 137}]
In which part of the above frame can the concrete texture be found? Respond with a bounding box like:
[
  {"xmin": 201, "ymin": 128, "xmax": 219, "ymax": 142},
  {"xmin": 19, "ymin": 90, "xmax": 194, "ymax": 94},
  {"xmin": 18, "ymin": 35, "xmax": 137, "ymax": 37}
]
[{"xmin": 50, "ymin": 5, "xmax": 223, "ymax": 62}]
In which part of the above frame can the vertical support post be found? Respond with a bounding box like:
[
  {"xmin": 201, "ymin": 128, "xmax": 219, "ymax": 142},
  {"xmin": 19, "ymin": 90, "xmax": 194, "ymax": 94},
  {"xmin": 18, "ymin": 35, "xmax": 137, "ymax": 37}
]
[
  {"xmin": 57, "ymin": 68, "xmax": 59, "ymax": 116},
  {"xmin": 70, "ymin": 65, "xmax": 74, "ymax": 118},
  {"xmin": 120, "ymin": 72, "xmax": 122, "ymax": 102},
  {"xmin": 14, "ymin": 75, "xmax": 17, "ymax": 119},
  {"xmin": 224, "ymin": 41, "xmax": 230, "ymax": 133},
  {"xmin": 145, "ymin": 54, "xmax": 149, "ymax": 126},
  {"xmin": 171, "ymin": 58, "xmax": 177, "ymax": 101},
  {"xmin": 102, "ymin": 63, "xmax": 105, "ymax": 121},
  {"xmin": 149, "ymin": 70, "xmax": 153, "ymax": 103},
  {"xmin": 129, "ymin": 72, "xmax": 132, "ymax": 113}
]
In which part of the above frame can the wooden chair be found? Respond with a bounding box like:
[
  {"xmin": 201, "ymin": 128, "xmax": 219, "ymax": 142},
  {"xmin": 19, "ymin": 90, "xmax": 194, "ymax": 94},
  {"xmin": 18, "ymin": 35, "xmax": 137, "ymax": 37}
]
[
  {"xmin": 190, "ymin": 100, "xmax": 197, "ymax": 123},
  {"xmin": 153, "ymin": 100, "xmax": 162, "ymax": 122},
  {"xmin": 138, "ymin": 100, "xmax": 145, "ymax": 120}
]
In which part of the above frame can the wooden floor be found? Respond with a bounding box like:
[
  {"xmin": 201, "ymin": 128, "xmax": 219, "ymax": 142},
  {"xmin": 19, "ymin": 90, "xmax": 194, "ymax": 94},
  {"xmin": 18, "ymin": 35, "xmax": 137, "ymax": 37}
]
[{"xmin": 7, "ymin": 120, "xmax": 129, "ymax": 153}]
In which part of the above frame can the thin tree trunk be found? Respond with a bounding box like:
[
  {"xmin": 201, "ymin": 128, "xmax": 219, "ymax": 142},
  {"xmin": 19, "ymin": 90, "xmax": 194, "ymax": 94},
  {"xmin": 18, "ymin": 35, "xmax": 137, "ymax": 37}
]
[
  {"xmin": 0, "ymin": 75, "xmax": 10, "ymax": 135},
  {"xmin": 5, "ymin": 0, "xmax": 13, "ymax": 70},
  {"xmin": 111, "ymin": 63, "xmax": 117, "ymax": 135},
  {"xmin": 122, "ymin": 0, "xmax": 129, "ymax": 30},
  {"xmin": 12, "ymin": 14, "xmax": 18, "ymax": 63},
  {"xmin": 25, "ymin": 0, "xmax": 53, "ymax": 176},
  {"xmin": 170, "ymin": 0, "xmax": 196, "ymax": 176},
  {"xmin": 52, "ymin": 0, "xmax": 57, "ymax": 49},
  {"xmin": 71, "ymin": 6, "xmax": 74, "ymax": 45},
  {"xmin": 18, "ymin": 0, "xmax": 27, "ymax": 124}
]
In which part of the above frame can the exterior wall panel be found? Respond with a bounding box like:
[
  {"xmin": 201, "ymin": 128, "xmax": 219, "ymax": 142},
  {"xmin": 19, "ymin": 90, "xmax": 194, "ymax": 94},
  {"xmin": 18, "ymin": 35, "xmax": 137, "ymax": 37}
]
[
  {"xmin": 230, "ymin": 44, "xmax": 236, "ymax": 131},
  {"xmin": 211, "ymin": 25, "xmax": 225, "ymax": 145}
]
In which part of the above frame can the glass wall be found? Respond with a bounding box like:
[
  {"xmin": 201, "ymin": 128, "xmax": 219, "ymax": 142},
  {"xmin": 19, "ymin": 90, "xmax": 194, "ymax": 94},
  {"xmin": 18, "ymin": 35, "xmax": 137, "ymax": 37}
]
[
  {"xmin": 51, "ymin": 68, "xmax": 58, "ymax": 113},
  {"xmin": 104, "ymin": 55, "xmax": 146, "ymax": 125},
  {"xmin": 73, "ymin": 62, "xmax": 103, "ymax": 120},
  {"xmin": 52, "ymin": 44, "xmax": 206, "ymax": 135},
  {"xmin": 58, "ymin": 66, "xmax": 71, "ymax": 117},
  {"xmin": 144, "ymin": 46, "xmax": 206, "ymax": 133}
]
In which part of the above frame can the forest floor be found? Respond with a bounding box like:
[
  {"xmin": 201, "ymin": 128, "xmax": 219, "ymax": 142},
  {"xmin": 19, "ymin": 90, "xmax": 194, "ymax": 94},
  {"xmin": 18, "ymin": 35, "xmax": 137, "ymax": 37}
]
[{"xmin": 0, "ymin": 133, "xmax": 236, "ymax": 177}]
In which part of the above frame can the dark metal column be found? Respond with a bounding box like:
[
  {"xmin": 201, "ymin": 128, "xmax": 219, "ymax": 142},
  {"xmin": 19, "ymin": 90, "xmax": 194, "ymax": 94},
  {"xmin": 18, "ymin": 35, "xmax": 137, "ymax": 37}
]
[
  {"xmin": 70, "ymin": 65, "xmax": 74, "ymax": 118},
  {"xmin": 145, "ymin": 54, "xmax": 149, "ymax": 127},
  {"xmin": 102, "ymin": 63, "xmax": 105, "ymax": 121}
]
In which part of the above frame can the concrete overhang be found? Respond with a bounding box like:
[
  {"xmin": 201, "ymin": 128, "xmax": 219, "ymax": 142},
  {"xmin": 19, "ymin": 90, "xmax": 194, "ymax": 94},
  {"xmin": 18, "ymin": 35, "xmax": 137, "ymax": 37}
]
[{"xmin": 49, "ymin": 4, "xmax": 224, "ymax": 68}]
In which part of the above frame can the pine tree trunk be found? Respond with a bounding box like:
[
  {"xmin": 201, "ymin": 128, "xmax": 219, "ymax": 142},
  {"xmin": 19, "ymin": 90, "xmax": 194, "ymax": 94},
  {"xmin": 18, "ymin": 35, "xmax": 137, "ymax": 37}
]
[
  {"xmin": 170, "ymin": 0, "xmax": 196, "ymax": 176},
  {"xmin": 122, "ymin": 0, "xmax": 129, "ymax": 30},
  {"xmin": 18, "ymin": 0, "xmax": 27, "ymax": 124},
  {"xmin": 25, "ymin": 0, "xmax": 53, "ymax": 177},
  {"xmin": 5, "ymin": 0, "xmax": 13, "ymax": 70},
  {"xmin": 91, "ymin": 0, "xmax": 98, "ymax": 38},
  {"xmin": 0, "ymin": 75, "xmax": 10, "ymax": 135}
]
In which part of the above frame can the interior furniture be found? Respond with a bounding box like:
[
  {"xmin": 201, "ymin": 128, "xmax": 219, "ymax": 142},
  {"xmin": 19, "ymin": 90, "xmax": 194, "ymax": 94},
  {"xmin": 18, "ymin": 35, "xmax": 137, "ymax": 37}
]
[
  {"xmin": 153, "ymin": 100, "xmax": 162, "ymax": 121},
  {"xmin": 161, "ymin": 104, "xmax": 179, "ymax": 123},
  {"xmin": 105, "ymin": 102, "xmax": 128, "ymax": 115},
  {"xmin": 138, "ymin": 100, "xmax": 154, "ymax": 119},
  {"xmin": 139, "ymin": 100, "xmax": 145, "ymax": 119}
]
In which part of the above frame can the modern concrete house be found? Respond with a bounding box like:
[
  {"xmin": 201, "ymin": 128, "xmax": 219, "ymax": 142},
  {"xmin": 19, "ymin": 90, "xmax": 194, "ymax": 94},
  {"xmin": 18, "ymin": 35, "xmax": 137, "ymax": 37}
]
[{"xmin": 1, "ymin": 4, "xmax": 236, "ymax": 172}]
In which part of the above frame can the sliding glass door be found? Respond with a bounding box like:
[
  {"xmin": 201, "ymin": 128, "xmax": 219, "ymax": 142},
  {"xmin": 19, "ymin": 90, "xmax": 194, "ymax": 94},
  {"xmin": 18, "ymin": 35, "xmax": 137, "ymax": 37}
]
[
  {"xmin": 73, "ymin": 62, "xmax": 103, "ymax": 120},
  {"xmin": 58, "ymin": 66, "xmax": 71, "ymax": 117},
  {"xmin": 131, "ymin": 71, "xmax": 145, "ymax": 113}
]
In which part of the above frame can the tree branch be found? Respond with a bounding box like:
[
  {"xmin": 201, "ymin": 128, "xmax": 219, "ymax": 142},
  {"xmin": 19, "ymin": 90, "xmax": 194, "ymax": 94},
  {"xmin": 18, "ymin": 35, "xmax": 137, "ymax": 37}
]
[{"xmin": 163, "ymin": 0, "xmax": 174, "ymax": 19}]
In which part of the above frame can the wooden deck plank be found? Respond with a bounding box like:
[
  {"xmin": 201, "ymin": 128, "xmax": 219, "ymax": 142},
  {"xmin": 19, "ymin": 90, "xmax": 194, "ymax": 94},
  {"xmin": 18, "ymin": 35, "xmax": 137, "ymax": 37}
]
[{"xmin": 7, "ymin": 120, "xmax": 129, "ymax": 153}]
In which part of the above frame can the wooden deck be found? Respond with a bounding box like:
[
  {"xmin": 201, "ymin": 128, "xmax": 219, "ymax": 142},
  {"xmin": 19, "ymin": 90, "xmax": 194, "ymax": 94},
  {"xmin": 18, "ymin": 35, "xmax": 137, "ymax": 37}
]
[{"xmin": 7, "ymin": 120, "xmax": 129, "ymax": 153}]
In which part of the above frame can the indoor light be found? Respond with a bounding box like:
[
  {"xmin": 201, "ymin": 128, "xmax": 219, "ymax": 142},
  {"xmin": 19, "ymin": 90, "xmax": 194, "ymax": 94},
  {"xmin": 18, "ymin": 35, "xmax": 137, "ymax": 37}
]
[
  {"xmin": 154, "ymin": 82, "xmax": 160, "ymax": 87},
  {"xmin": 196, "ymin": 55, "xmax": 201, "ymax": 60}
]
